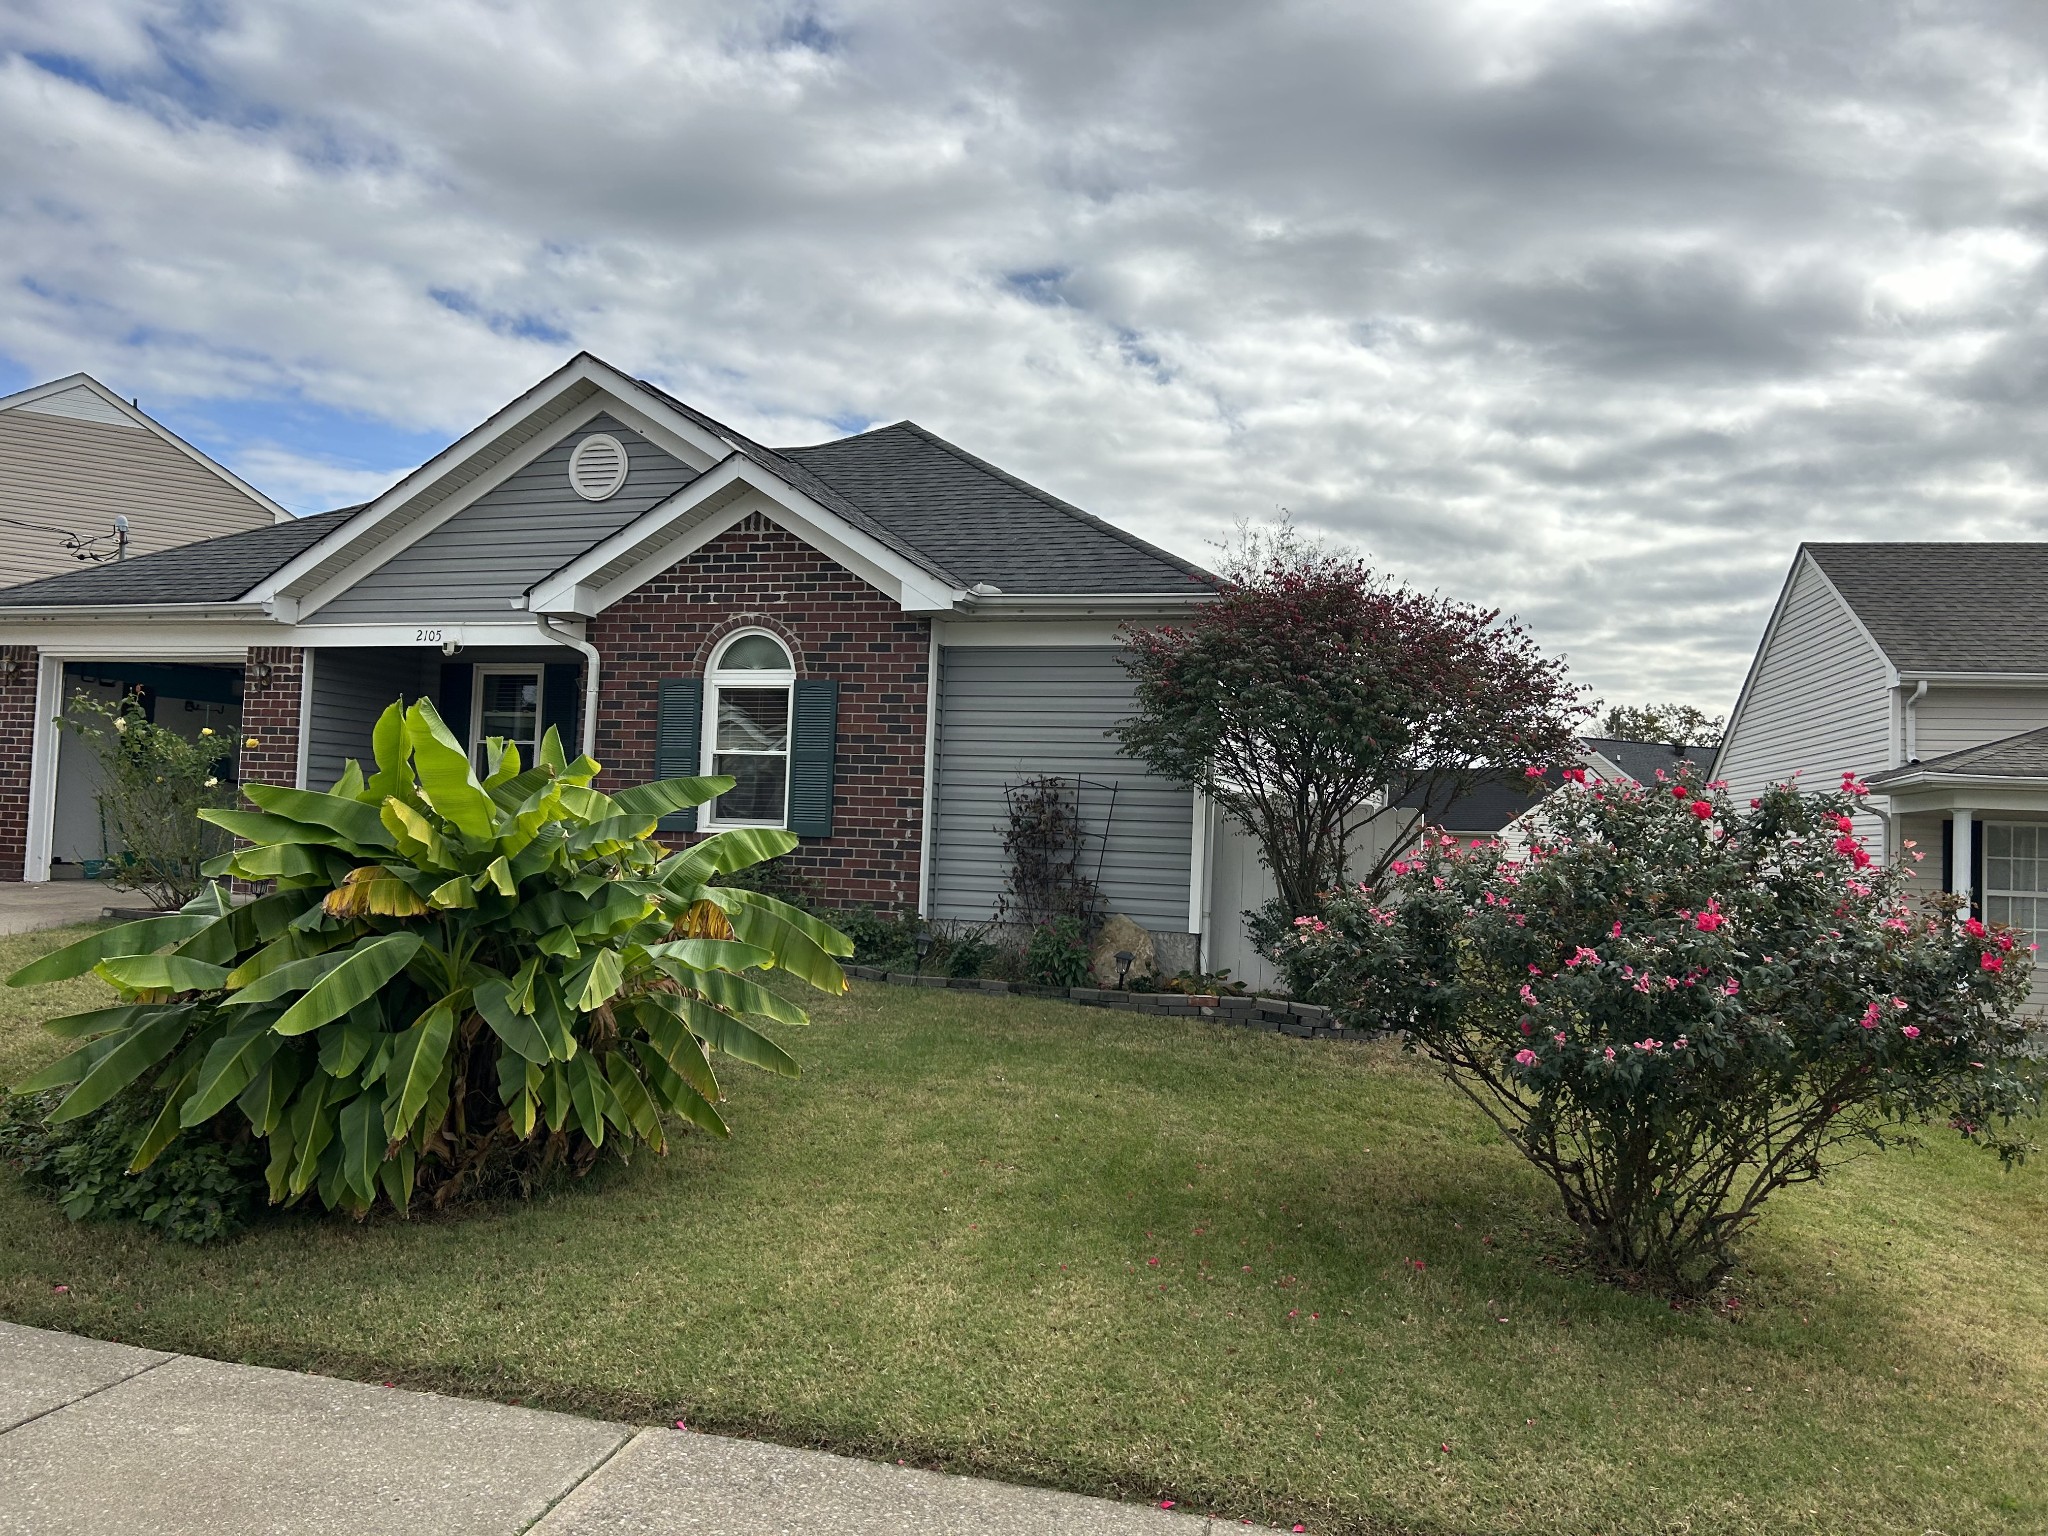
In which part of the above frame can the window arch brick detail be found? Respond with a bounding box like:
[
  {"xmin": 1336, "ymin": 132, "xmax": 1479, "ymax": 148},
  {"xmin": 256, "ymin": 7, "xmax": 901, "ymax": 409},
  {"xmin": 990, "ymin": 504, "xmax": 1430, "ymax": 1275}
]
[{"xmin": 592, "ymin": 515, "xmax": 930, "ymax": 915}]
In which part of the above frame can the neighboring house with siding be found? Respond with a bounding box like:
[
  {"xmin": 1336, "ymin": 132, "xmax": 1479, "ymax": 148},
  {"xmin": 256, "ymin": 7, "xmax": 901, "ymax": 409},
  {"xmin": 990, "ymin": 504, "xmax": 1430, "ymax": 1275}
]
[
  {"xmin": 1718, "ymin": 544, "xmax": 2048, "ymax": 983},
  {"xmin": 0, "ymin": 352, "xmax": 1229, "ymax": 967},
  {"xmin": 0, "ymin": 373, "xmax": 287, "ymax": 581}
]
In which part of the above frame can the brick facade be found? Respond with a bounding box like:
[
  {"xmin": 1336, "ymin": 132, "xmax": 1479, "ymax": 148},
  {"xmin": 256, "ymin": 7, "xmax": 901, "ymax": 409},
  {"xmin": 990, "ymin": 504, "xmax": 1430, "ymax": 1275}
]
[
  {"xmin": 0, "ymin": 646, "xmax": 38, "ymax": 880},
  {"xmin": 238, "ymin": 646, "xmax": 304, "ymax": 791},
  {"xmin": 591, "ymin": 512, "xmax": 930, "ymax": 913}
]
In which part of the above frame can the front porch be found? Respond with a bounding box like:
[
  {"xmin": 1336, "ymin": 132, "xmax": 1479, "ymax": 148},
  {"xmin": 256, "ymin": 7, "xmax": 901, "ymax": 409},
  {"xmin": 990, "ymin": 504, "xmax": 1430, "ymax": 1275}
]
[{"xmin": 1869, "ymin": 724, "xmax": 2048, "ymax": 1002}]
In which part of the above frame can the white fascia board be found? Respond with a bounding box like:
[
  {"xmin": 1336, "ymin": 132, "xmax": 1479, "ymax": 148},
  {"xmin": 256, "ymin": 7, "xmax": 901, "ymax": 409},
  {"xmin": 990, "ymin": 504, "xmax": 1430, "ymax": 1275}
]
[
  {"xmin": 0, "ymin": 373, "xmax": 293, "ymax": 522},
  {"xmin": 286, "ymin": 396, "xmax": 611, "ymax": 621},
  {"xmin": 251, "ymin": 354, "xmax": 744, "ymax": 617},
  {"xmin": 956, "ymin": 592, "xmax": 1216, "ymax": 620},
  {"xmin": 529, "ymin": 457, "xmax": 966, "ymax": 617},
  {"xmin": 283, "ymin": 620, "xmax": 566, "ymax": 649},
  {"xmin": 1896, "ymin": 672, "xmax": 2048, "ymax": 686},
  {"xmin": 251, "ymin": 354, "xmax": 628, "ymax": 605},
  {"xmin": 931, "ymin": 617, "xmax": 1128, "ymax": 647},
  {"xmin": 1875, "ymin": 780, "xmax": 2048, "ymax": 815}
]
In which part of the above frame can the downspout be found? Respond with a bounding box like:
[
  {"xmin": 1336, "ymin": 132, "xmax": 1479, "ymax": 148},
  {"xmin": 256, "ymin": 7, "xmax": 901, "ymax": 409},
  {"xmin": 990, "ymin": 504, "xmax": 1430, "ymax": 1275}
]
[
  {"xmin": 1904, "ymin": 679, "xmax": 1928, "ymax": 763},
  {"xmin": 536, "ymin": 616, "xmax": 601, "ymax": 759}
]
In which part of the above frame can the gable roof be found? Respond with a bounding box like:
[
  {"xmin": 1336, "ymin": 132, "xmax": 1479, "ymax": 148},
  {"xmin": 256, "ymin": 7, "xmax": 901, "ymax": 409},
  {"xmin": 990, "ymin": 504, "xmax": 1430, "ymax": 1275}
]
[
  {"xmin": 1803, "ymin": 543, "xmax": 2048, "ymax": 675},
  {"xmin": 1869, "ymin": 724, "xmax": 2048, "ymax": 785},
  {"xmin": 1394, "ymin": 738, "xmax": 1719, "ymax": 835},
  {"xmin": 0, "ymin": 506, "xmax": 361, "ymax": 608},
  {"xmin": 0, "ymin": 353, "xmax": 1216, "ymax": 617},
  {"xmin": 780, "ymin": 423, "xmax": 1215, "ymax": 596}
]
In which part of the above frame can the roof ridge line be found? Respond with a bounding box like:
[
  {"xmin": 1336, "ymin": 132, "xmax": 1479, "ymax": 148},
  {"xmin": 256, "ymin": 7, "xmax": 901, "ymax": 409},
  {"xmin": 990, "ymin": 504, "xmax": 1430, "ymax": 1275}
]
[{"xmin": 885, "ymin": 421, "xmax": 1217, "ymax": 587}]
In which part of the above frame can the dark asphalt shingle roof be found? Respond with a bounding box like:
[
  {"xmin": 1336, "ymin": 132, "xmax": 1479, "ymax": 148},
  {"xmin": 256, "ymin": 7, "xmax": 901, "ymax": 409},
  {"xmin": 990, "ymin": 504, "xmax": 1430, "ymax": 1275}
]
[
  {"xmin": 1396, "ymin": 739, "xmax": 1719, "ymax": 834},
  {"xmin": 1804, "ymin": 543, "xmax": 2048, "ymax": 673},
  {"xmin": 0, "ymin": 382, "xmax": 1217, "ymax": 611},
  {"xmin": 1582, "ymin": 736, "xmax": 1718, "ymax": 784},
  {"xmin": 1869, "ymin": 725, "xmax": 2048, "ymax": 784},
  {"xmin": 0, "ymin": 506, "xmax": 362, "ymax": 608},
  {"xmin": 781, "ymin": 423, "xmax": 1216, "ymax": 596}
]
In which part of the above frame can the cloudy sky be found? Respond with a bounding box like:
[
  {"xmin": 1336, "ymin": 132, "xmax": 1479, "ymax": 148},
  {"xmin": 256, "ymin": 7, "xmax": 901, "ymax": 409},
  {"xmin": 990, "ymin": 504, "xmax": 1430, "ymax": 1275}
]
[{"xmin": 2, "ymin": 1, "xmax": 2044, "ymax": 713}]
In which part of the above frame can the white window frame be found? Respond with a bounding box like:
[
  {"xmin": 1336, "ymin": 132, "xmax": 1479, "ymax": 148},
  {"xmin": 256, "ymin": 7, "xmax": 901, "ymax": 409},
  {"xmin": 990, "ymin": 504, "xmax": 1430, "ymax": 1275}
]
[
  {"xmin": 468, "ymin": 665, "xmax": 544, "ymax": 772},
  {"xmin": 1983, "ymin": 820, "xmax": 2048, "ymax": 950},
  {"xmin": 702, "ymin": 630, "xmax": 795, "ymax": 830}
]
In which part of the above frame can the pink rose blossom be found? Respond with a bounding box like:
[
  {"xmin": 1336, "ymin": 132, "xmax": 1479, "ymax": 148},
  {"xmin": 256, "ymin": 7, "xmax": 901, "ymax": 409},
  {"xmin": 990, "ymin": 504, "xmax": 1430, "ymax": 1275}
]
[
  {"xmin": 1514, "ymin": 1048, "xmax": 1538, "ymax": 1066},
  {"xmin": 1901, "ymin": 1025, "xmax": 1921, "ymax": 1039}
]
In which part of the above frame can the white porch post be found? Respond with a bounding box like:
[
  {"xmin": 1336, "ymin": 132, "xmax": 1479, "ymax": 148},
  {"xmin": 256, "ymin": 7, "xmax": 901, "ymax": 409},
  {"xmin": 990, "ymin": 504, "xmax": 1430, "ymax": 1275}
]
[{"xmin": 1952, "ymin": 807, "xmax": 1974, "ymax": 923}]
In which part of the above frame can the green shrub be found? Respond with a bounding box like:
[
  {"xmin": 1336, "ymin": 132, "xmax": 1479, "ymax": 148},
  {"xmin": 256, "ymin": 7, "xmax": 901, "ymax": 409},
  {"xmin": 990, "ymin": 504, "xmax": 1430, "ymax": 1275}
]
[
  {"xmin": 5, "ymin": 699, "xmax": 851, "ymax": 1222},
  {"xmin": 61, "ymin": 692, "xmax": 238, "ymax": 909},
  {"xmin": 0, "ymin": 1086, "xmax": 266, "ymax": 1243},
  {"xmin": 1024, "ymin": 916, "xmax": 1090, "ymax": 988},
  {"xmin": 1285, "ymin": 768, "xmax": 2039, "ymax": 1295}
]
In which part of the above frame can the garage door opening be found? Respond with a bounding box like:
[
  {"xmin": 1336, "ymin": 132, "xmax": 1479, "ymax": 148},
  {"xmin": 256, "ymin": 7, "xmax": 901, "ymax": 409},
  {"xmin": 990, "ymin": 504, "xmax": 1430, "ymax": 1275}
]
[{"xmin": 48, "ymin": 660, "xmax": 244, "ymax": 879}]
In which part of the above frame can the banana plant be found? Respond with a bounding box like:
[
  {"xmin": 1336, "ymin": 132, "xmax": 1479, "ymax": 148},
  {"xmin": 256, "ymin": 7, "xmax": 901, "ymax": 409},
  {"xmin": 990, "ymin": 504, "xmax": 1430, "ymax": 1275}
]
[{"xmin": 6, "ymin": 698, "xmax": 851, "ymax": 1217}]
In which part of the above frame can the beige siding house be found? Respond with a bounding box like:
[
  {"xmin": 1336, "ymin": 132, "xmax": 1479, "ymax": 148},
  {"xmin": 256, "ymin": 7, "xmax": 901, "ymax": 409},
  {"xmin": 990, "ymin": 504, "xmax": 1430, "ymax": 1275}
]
[
  {"xmin": 1719, "ymin": 544, "xmax": 2048, "ymax": 990},
  {"xmin": 0, "ymin": 373, "xmax": 286, "ymax": 582}
]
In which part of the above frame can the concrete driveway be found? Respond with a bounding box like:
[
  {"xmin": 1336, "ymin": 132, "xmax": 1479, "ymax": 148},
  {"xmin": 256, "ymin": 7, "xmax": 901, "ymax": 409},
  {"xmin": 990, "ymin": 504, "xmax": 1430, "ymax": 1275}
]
[{"xmin": 0, "ymin": 882, "xmax": 155, "ymax": 936}]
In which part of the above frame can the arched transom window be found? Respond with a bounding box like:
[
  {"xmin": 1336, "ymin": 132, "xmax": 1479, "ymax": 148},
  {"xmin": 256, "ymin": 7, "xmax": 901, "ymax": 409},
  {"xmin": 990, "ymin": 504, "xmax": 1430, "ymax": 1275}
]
[{"xmin": 704, "ymin": 630, "xmax": 795, "ymax": 827}]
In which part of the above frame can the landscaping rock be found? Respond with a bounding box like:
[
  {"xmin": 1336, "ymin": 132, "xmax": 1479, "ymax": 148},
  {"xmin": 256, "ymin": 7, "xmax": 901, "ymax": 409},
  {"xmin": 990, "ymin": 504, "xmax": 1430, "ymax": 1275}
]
[{"xmin": 1088, "ymin": 913, "xmax": 1156, "ymax": 987}]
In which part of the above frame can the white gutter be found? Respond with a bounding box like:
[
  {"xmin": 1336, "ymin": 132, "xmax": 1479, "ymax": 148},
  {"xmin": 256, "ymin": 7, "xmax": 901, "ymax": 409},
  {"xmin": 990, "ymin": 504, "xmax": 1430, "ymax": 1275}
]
[
  {"xmin": 536, "ymin": 616, "xmax": 600, "ymax": 759},
  {"xmin": 0, "ymin": 603, "xmax": 270, "ymax": 622},
  {"xmin": 1904, "ymin": 679, "xmax": 1928, "ymax": 762}
]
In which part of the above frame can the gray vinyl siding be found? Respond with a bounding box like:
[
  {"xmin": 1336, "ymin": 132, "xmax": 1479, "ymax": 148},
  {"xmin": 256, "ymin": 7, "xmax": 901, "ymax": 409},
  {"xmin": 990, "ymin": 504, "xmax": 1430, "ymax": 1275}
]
[
  {"xmin": 929, "ymin": 645, "xmax": 1193, "ymax": 931},
  {"xmin": 305, "ymin": 650, "xmax": 435, "ymax": 792},
  {"xmin": 311, "ymin": 415, "xmax": 695, "ymax": 622},
  {"xmin": 1914, "ymin": 685, "xmax": 2048, "ymax": 759},
  {"xmin": 1716, "ymin": 553, "xmax": 1893, "ymax": 844}
]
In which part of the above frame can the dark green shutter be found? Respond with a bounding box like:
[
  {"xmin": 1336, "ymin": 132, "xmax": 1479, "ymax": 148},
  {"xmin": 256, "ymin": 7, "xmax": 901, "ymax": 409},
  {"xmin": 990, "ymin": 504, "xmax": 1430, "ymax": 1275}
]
[
  {"xmin": 438, "ymin": 663, "xmax": 474, "ymax": 747},
  {"xmin": 788, "ymin": 678, "xmax": 838, "ymax": 839},
  {"xmin": 541, "ymin": 663, "xmax": 580, "ymax": 751},
  {"xmin": 655, "ymin": 679, "xmax": 703, "ymax": 832}
]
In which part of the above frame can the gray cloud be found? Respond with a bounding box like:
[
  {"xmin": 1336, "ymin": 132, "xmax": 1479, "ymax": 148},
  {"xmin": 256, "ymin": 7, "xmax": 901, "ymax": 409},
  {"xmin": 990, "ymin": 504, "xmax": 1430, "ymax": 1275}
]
[{"xmin": 3, "ymin": 0, "xmax": 2048, "ymax": 718}]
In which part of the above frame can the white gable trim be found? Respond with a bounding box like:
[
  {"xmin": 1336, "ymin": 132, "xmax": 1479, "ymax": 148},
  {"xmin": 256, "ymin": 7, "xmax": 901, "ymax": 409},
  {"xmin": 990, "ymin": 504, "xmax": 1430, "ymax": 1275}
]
[
  {"xmin": 246, "ymin": 353, "xmax": 734, "ymax": 613},
  {"xmin": 0, "ymin": 372, "xmax": 292, "ymax": 522},
  {"xmin": 280, "ymin": 396, "xmax": 614, "ymax": 621},
  {"xmin": 1719, "ymin": 549, "xmax": 1897, "ymax": 774},
  {"xmin": 527, "ymin": 455, "xmax": 966, "ymax": 616}
]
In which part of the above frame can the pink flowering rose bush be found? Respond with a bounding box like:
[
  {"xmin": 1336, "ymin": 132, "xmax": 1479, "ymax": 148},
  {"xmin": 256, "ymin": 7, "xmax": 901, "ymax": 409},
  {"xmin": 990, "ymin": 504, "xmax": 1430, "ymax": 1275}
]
[{"xmin": 1282, "ymin": 770, "xmax": 2038, "ymax": 1295}]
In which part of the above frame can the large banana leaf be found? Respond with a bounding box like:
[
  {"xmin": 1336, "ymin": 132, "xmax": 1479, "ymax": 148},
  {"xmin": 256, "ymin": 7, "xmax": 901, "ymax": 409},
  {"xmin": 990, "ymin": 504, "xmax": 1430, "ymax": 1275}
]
[
  {"xmin": 3, "ymin": 691, "xmax": 847, "ymax": 1224},
  {"xmin": 8, "ymin": 913, "xmax": 215, "ymax": 986},
  {"xmin": 272, "ymin": 934, "xmax": 424, "ymax": 1036}
]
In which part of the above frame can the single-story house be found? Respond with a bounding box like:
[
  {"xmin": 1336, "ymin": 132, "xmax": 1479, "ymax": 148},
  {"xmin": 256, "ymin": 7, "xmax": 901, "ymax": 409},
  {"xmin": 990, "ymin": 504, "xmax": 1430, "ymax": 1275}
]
[
  {"xmin": 1717, "ymin": 543, "xmax": 2048, "ymax": 982},
  {"xmin": 0, "ymin": 352, "xmax": 1240, "ymax": 970},
  {"xmin": 0, "ymin": 372, "xmax": 287, "ymax": 582}
]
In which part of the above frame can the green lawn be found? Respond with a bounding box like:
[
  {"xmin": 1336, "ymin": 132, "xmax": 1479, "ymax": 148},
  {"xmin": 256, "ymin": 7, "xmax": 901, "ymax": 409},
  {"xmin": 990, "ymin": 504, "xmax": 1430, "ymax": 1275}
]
[{"xmin": 3, "ymin": 926, "xmax": 2046, "ymax": 1536}]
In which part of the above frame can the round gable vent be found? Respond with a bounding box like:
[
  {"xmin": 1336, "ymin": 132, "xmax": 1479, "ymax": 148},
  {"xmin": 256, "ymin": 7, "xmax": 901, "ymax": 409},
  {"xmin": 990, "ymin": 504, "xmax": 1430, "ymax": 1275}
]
[{"xmin": 569, "ymin": 433, "xmax": 629, "ymax": 501}]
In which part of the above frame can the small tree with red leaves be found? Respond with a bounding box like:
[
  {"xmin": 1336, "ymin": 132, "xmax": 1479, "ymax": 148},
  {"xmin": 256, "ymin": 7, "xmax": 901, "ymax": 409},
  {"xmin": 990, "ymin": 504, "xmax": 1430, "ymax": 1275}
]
[
  {"xmin": 1283, "ymin": 769, "xmax": 2038, "ymax": 1296},
  {"xmin": 1115, "ymin": 546, "xmax": 1585, "ymax": 921}
]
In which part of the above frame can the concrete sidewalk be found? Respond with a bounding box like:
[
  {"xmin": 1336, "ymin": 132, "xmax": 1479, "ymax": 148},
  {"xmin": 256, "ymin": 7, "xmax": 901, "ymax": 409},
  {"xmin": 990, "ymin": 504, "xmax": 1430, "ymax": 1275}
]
[{"xmin": 0, "ymin": 1321, "xmax": 1211, "ymax": 1534}]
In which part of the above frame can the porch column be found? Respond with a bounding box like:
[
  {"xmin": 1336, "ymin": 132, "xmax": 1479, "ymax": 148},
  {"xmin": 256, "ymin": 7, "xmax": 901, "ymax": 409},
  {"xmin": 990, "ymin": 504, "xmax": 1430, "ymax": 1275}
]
[
  {"xmin": 239, "ymin": 647, "xmax": 306, "ymax": 792},
  {"xmin": 0, "ymin": 645, "xmax": 38, "ymax": 880},
  {"xmin": 1952, "ymin": 807, "xmax": 1974, "ymax": 924}
]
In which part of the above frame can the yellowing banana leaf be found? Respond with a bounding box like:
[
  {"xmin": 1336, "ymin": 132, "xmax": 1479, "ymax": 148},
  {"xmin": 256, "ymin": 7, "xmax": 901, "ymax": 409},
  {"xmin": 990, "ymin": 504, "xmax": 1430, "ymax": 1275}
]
[{"xmin": 324, "ymin": 865, "xmax": 430, "ymax": 919}]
